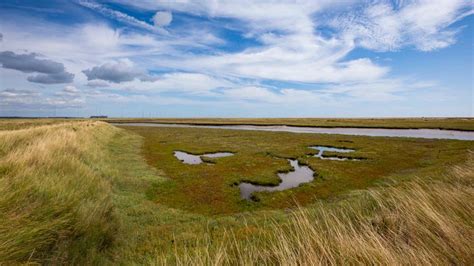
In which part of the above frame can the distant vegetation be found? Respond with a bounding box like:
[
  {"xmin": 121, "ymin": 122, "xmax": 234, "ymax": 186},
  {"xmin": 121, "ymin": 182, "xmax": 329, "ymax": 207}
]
[{"xmin": 0, "ymin": 120, "xmax": 472, "ymax": 264}]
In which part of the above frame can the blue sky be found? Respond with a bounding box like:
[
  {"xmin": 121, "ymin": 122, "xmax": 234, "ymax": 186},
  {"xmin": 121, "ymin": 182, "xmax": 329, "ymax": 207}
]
[{"xmin": 0, "ymin": 0, "xmax": 472, "ymax": 117}]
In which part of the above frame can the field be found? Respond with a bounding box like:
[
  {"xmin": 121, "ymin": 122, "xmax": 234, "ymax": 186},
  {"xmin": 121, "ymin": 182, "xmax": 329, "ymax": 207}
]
[{"xmin": 0, "ymin": 119, "xmax": 473, "ymax": 264}]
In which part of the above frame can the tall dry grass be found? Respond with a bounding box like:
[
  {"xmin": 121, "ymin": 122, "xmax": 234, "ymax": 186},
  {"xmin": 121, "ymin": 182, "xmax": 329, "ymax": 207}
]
[
  {"xmin": 0, "ymin": 121, "xmax": 118, "ymax": 264},
  {"xmin": 163, "ymin": 153, "xmax": 474, "ymax": 265}
]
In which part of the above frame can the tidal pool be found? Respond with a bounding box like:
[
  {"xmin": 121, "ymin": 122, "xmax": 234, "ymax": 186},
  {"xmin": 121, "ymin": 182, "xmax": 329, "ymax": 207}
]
[
  {"xmin": 174, "ymin": 151, "xmax": 234, "ymax": 164},
  {"xmin": 202, "ymin": 152, "xmax": 234, "ymax": 158},
  {"xmin": 239, "ymin": 159, "xmax": 314, "ymax": 200},
  {"xmin": 174, "ymin": 151, "xmax": 203, "ymax": 164},
  {"xmin": 310, "ymin": 146, "xmax": 359, "ymax": 161}
]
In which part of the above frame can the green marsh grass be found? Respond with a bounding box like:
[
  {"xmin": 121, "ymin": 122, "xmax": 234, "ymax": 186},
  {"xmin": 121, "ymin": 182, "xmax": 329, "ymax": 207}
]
[{"xmin": 123, "ymin": 125, "xmax": 473, "ymax": 214}]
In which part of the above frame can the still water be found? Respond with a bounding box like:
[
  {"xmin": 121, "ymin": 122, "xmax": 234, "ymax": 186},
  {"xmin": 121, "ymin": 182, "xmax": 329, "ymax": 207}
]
[
  {"xmin": 174, "ymin": 151, "xmax": 234, "ymax": 164},
  {"xmin": 239, "ymin": 159, "xmax": 314, "ymax": 200}
]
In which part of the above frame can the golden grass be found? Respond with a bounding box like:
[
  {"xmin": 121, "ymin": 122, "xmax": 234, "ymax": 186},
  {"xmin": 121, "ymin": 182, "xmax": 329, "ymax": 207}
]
[
  {"xmin": 161, "ymin": 153, "xmax": 474, "ymax": 265},
  {"xmin": 0, "ymin": 118, "xmax": 83, "ymax": 130},
  {"xmin": 0, "ymin": 121, "xmax": 117, "ymax": 264}
]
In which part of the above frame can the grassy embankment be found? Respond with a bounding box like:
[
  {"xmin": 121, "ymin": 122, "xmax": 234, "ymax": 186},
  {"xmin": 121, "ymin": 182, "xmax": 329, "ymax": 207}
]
[
  {"xmin": 0, "ymin": 120, "xmax": 473, "ymax": 264},
  {"xmin": 0, "ymin": 121, "xmax": 117, "ymax": 263},
  {"xmin": 107, "ymin": 117, "xmax": 474, "ymax": 131}
]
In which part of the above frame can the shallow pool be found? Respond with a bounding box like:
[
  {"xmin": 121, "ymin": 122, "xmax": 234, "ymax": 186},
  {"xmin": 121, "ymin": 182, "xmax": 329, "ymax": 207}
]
[
  {"xmin": 239, "ymin": 159, "xmax": 314, "ymax": 200},
  {"xmin": 174, "ymin": 151, "xmax": 234, "ymax": 164},
  {"xmin": 309, "ymin": 146, "xmax": 360, "ymax": 161}
]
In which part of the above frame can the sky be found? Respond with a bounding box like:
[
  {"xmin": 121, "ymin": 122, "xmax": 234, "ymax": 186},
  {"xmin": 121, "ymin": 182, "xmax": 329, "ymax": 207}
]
[{"xmin": 0, "ymin": 0, "xmax": 472, "ymax": 118}]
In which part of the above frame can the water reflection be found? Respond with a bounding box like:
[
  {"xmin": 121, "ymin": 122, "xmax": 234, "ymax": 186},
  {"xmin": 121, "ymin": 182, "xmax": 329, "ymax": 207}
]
[
  {"xmin": 309, "ymin": 146, "xmax": 359, "ymax": 161},
  {"xmin": 174, "ymin": 151, "xmax": 234, "ymax": 164},
  {"xmin": 239, "ymin": 159, "xmax": 314, "ymax": 200}
]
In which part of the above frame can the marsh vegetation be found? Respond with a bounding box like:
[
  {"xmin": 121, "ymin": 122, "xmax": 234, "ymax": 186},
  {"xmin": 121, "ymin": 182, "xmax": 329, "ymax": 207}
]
[{"xmin": 124, "ymin": 125, "xmax": 472, "ymax": 214}]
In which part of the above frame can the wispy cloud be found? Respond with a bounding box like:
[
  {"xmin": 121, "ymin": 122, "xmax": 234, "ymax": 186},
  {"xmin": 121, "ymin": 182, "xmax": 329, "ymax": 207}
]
[
  {"xmin": 0, "ymin": 87, "xmax": 84, "ymax": 110},
  {"xmin": 329, "ymin": 0, "xmax": 473, "ymax": 51},
  {"xmin": 76, "ymin": 0, "xmax": 168, "ymax": 34}
]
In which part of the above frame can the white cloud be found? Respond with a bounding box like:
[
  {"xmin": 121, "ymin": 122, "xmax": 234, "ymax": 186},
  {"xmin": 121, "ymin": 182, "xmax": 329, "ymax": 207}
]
[
  {"xmin": 319, "ymin": 79, "xmax": 438, "ymax": 101},
  {"xmin": 149, "ymin": 73, "xmax": 230, "ymax": 93},
  {"xmin": 110, "ymin": 72, "xmax": 233, "ymax": 94},
  {"xmin": 97, "ymin": 1, "xmax": 387, "ymax": 83},
  {"xmin": 0, "ymin": 87, "xmax": 84, "ymax": 109},
  {"xmin": 331, "ymin": 0, "xmax": 473, "ymax": 51},
  {"xmin": 153, "ymin": 11, "xmax": 172, "ymax": 27},
  {"xmin": 63, "ymin": 85, "xmax": 80, "ymax": 94},
  {"xmin": 220, "ymin": 86, "xmax": 282, "ymax": 103},
  {"xmin": 86, "ymin": 80, "xmax": 110, "ymax": 88},
  {"xmin": 0, "ymin": 88, "xmax": 39, "ymax": 104},
  {"xmin": 83, "ymin": 58, "xmax": 152, "ymax": 83},
  {"xmin": 0, "ymin": 21, "xmax": 224, "ymax": 76},
  {"xmin": 217, "ymin": 86, "xmax": 328, "ymax": 105},
  {"xmin": 217, "ymin": 78, "xmax": 438, "ymax": 104},
  {"xmin": 154, "ymin": 37, "xmax": 388, "ymax": 83}
]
